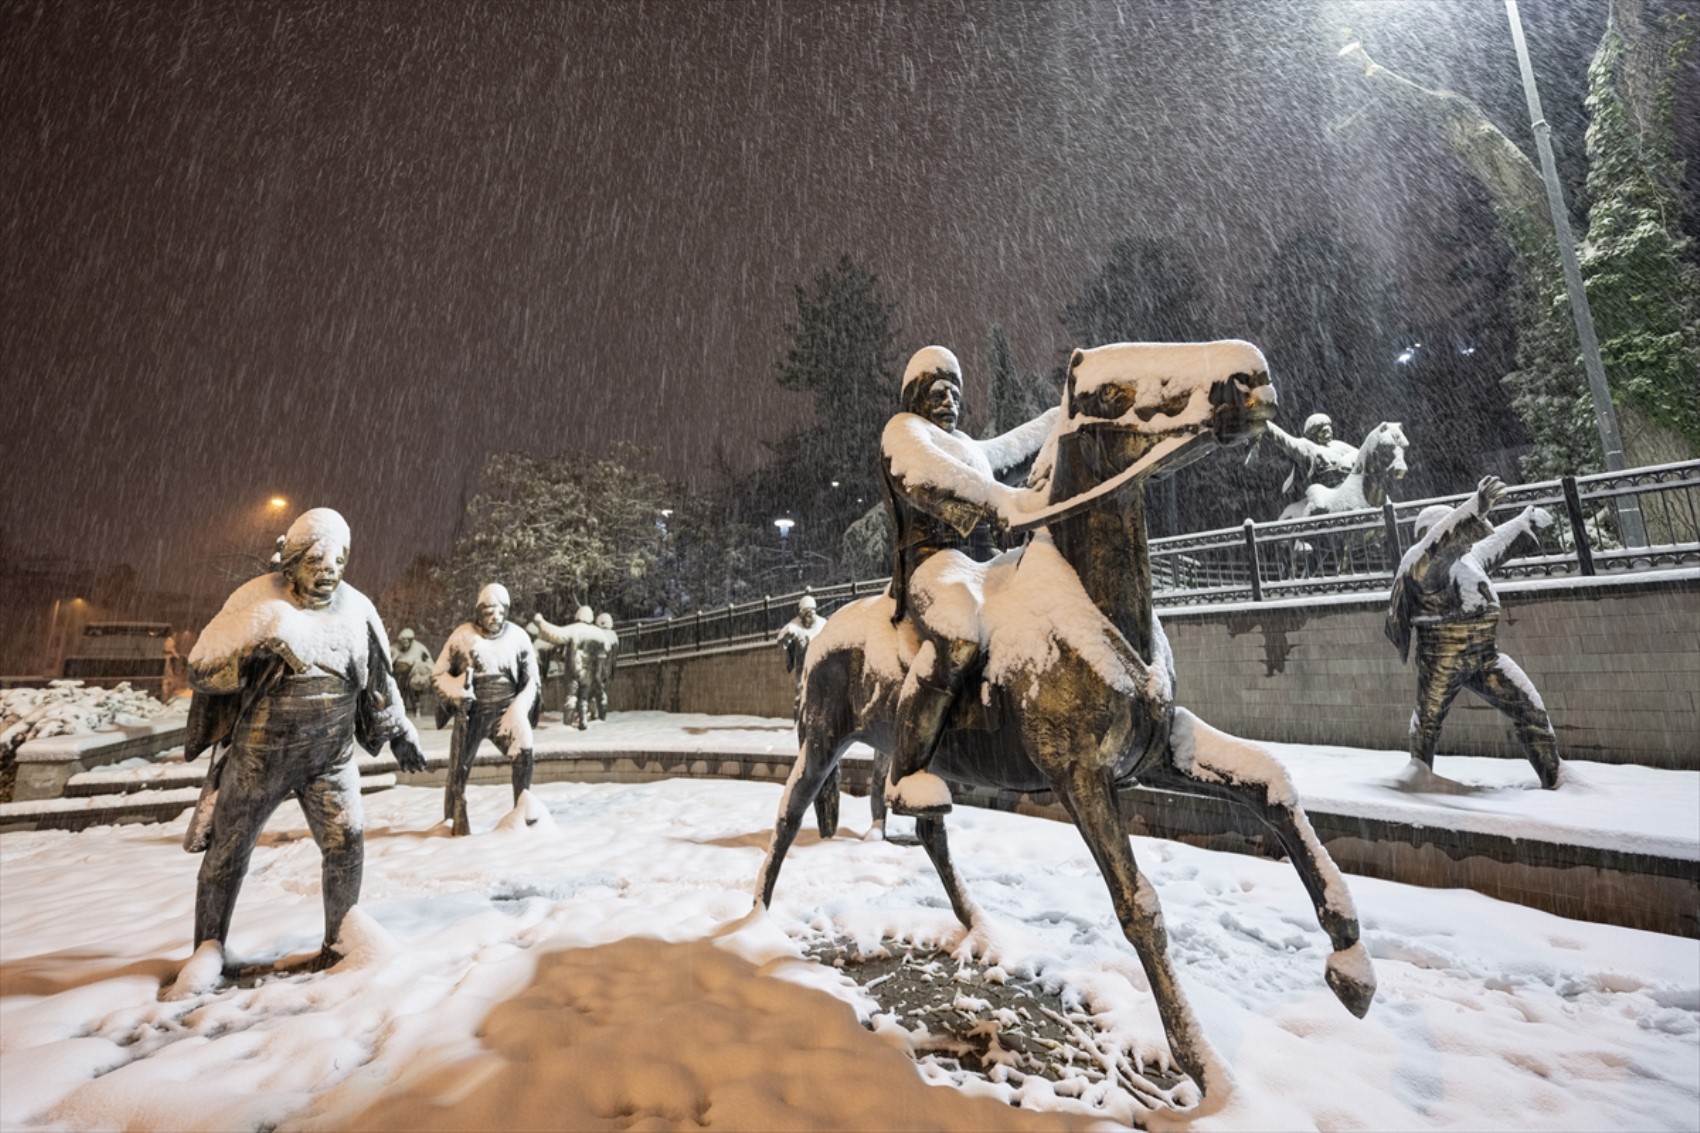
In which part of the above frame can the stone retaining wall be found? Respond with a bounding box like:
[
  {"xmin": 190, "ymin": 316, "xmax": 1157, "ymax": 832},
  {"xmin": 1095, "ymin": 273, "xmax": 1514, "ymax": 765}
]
[{"xmin": 613, "ymin": 572, "xmax": 1699, "ymax": 769}]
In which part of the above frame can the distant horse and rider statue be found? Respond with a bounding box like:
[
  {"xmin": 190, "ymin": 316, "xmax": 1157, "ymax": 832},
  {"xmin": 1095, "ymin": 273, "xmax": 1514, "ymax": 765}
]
[{"xmin": 755, "ymin": 341, "xmax": 1381, "ymax": 1106}]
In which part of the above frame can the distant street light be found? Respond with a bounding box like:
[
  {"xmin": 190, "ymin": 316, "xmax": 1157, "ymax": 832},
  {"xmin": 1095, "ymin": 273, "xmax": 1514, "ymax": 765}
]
[
  {"xmin": 268, "ymin": 496, "xmax": 288, "ymax": 511},
  {"xmin": 773, "ymin": 518, "xmax": 795, "ymax": 537}
]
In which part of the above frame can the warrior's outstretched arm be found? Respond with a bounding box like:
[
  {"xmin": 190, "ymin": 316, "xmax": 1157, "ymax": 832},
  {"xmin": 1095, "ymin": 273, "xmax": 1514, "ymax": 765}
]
[
  {"xmin": 1469, "ymin": 506, "xmax": 1552, "ymax": 573},
  {"xmin": 532, "ymin": 614, "xmax": 573, "ymax": 648},
  {"xmin": 977, "ymin": 407, "xmax": 1061, "ymax": 473},
  {"xmin": 1260, "ymin": 422, "xmax": 1322, "ymax": 467}
]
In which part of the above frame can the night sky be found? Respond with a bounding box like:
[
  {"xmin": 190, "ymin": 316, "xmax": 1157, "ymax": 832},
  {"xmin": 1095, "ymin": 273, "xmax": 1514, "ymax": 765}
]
[{"xmin": 1, "ymin": 0, "xmax": 1655, "ymax": 602}]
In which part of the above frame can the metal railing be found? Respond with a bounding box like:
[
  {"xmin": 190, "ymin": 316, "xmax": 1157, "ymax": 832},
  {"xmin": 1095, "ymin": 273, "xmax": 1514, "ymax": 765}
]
[{"xmin": 615, "ymin": 460, "xmax": 1700, "ymax": 661}]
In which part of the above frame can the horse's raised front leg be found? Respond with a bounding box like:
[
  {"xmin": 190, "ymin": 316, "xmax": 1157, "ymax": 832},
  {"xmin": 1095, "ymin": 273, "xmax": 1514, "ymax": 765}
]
[
  {"xmin": 755, "ymin": 735, "xmax": 841, "ymax": 909},
  {"xmin": 1053, "ymin": 764, "xmax": 1222, "ymax": 1098},
  {"xmin": 1140, "ymin": 708, "xmax": 1375, "ymax": 1018},
  {"xmin": 915, "ymin": 814, "xmax": 977, "ymax": 928}
]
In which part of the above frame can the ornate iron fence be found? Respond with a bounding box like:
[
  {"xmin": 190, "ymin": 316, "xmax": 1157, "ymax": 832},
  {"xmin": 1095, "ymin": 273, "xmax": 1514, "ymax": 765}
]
[{"xmin": 616, "ymin": 460, "xmax": 1700, "ymax": 661}]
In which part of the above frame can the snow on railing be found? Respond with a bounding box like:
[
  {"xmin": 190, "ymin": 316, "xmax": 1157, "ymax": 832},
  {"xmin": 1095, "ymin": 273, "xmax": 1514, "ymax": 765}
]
[{"xmin": 615, "ymin": 460, "xmax": 1700, "ymax": 661}]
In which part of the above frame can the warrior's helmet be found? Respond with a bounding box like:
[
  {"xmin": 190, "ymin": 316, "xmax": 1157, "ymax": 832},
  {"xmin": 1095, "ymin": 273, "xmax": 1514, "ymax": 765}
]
[
  {"xmin": 1412, "ymin": 504, "xmax": 1452, "ymax": 543},
  {"xmin": 900, "ymin": 345, "xmax": 962, "ymax": 415}
]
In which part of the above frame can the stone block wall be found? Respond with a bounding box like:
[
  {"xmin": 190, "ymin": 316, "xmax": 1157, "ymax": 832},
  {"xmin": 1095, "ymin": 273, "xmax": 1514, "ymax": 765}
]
[
  {"xmin": 612, "ymin": 572, "xmax": 1698, "ymax": 770},
  {"xmin": 1164, "ymin": 573, "xmax": 1697, "ymax": 769},
  {"xmin": 612, "ymin": 644, "xmax": 798, "ymax": 719}
]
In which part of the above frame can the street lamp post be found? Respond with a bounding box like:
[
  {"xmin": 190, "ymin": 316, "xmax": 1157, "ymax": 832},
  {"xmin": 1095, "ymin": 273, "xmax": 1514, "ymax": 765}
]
[{"xmin": 1503, "ymin": 0, "xmax": 1646, "ymax": 547}]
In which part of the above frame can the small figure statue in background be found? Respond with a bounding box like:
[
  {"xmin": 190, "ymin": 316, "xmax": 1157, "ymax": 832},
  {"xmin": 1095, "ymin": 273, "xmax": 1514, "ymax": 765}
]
[
  {"xmin": 179, "ymin": 508, "xmax": 423, "ymax": 982},
  {"xmin": 535, "ymin": 606, "xmax": 601, "ymax": 730},
  {"xmin": 775, "ymin": 593, "xmax": 824, "ymax": 721},
  {"xmin": 1386, "ymin": 475, "xmax": 1562, "ymax": 789},
  {"xmin": 525, "ymin": 621, "xmax": 560, "ymax": 714},
  {"xmin": 390, "ymin": 628, "xmax": 433, "ymax": 717},
  {"xmin": 434, "ymin": 584, "xmax": 540, "ymax": 835},
  {"xmin": 592, "ymin": 612, "xmax": 619, "ymax": 721},
  {"xmin": 1247, "ymin": 411, "xmax": 1360, "ymax": 506}
]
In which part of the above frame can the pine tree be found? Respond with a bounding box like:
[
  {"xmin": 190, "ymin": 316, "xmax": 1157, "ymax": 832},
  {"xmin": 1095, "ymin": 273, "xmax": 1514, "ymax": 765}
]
[{"xmin": 761, "ymin": 255, "xmax": 903, "ymax": 568}]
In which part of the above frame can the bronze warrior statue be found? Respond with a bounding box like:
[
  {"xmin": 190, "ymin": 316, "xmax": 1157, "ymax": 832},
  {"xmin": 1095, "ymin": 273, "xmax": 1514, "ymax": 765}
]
[
  {"xmin": 1387, "ymin": 475, "xmax": 1562, "ymax": 789},
  {"xmin": 880, "ymin": 345, "xmax": 1058, "ymax": 816},
  {"xmin": 389, "ymin": 627, "xmax": 433, "ymax": 717},
  {"xmin": 182, "ymin": 508, "xmax": 423, "ymax": 977},
  {"xmin": 1245, "ymin": 411, "xmax": 1359, "ymax": 506},
  {"xmin": 775, "ymin": 593, "xmax": 824, "ymax": 721},
  {"xmin": 534, "ymin": 606, "xmax": 601, "ymax": 730},
  {"xmin": 592, "ymin": 611, "xmax": 618, "ymax": 721},
  {"xmin": 434, "ymin": 583, "xmax": 541, "ymax": 835},
  {"xmin": 757, "ymin": 341, "xmax": 1375, "ymax": 1103}
]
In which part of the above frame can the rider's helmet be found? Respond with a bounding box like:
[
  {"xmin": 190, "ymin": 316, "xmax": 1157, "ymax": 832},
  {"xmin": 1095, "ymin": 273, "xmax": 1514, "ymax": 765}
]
[
  {"xmin": 900, "ymin": 345, "xmax": 962, "ymax": 414},
  {"xmin": 1303, "ymin": 413, "xmax": 1334, "ymax": 443},
  {"xmin": 797, "ymin": 594, "xmax": 817, "ymax": 612},
  {"xmin": 1412, "ymin": 504, "xmax": 1452, "ymax": 543},
  {"xmin": 399, "ymin": 628, "xmax": 415, "ymax": 642}
]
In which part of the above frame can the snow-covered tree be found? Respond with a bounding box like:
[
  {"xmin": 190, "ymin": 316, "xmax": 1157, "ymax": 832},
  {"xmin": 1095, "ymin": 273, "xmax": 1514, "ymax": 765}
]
[{"xmin": 434, "ymin": 445, "xmax": 673, "ymax": 623}]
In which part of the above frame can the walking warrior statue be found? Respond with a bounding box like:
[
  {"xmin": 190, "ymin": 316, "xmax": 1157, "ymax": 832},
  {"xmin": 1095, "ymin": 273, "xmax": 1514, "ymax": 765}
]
[
  {"xmin": 434, "ymin": 583, "xmax": 541, "ymax": 835},
  {"xmin": 1386, "ymin": 475, "xmax": 1563, "ymax": 789},
  {"xmin": 179, "ymin": 508, "xmax": 423, "ymax": 983},
  {"xmin": 775, "ymin": 594, "xmax": 824, "ymax": 721},
  {"xmin": 390, "ymin": 628, "xmax": 433, "ymax": 717},
  {"xmin": 535, "ymin": 606, "xmax": 602, "ymax": 730}
]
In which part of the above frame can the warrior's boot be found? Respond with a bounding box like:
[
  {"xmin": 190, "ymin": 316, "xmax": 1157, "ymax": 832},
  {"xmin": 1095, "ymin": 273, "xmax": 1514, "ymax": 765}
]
[
  {"xmin": 886, "ymin": 676, "xmax": 956, "ymax": 818},
  {"xmin": 1517, "ymin": 719, "xmax": 1562, "ymax": 790}
]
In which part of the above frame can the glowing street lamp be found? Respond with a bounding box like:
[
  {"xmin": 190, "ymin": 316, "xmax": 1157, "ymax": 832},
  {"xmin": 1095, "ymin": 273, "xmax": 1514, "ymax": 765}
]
[
  {"xmin": 773, "ymin": 518, "xmax": 796, "ymax": 538},
  {"xmin": 268, "ymin": 496, "xmax": 288, "ymax": 511}
]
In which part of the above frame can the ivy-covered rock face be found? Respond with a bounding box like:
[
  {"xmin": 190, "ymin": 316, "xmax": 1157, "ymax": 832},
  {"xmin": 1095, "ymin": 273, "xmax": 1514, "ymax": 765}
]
[
  {"xmin": 1345, "ymin": 6, "xmax": 1697, "ymax": 480},
  {"xmin": 1579, "ymin": 12, "xmax": 1700, "ymax": 461}
]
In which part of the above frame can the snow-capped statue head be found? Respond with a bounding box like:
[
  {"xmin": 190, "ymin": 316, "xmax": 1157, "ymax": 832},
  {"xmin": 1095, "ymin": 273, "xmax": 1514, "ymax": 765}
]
[
  {"xmin": 575, "ymin": 606, "xmax": 594, "ymax": 624},
  {"xmin": 399, "ymin": 628, "xmax": 415, "ymax": 642},
  {"xmin": 595, "ymin": 613, "xmax": 613, "ymax": 630},
  {"xmin": 1412, "ymin": 504, "xmax": 1452, "ymax": 543},
  {"xmin": 901, "ymin": 345, "xmax": 963, "ymax": 431},
  {"xmin": 1303, "ymin": 413, "xmax": 1334, "ymax": 445},
  {"xmin": 278, "ymin": 508, "xmax": 351, "ymax": 610},
  {"xmin": 475, "ymin": 583, "xmax": 510, "ymax": 637},
  {"xmin": 797, "ymin": 593, "xmax": 817, "ymax": 626}
]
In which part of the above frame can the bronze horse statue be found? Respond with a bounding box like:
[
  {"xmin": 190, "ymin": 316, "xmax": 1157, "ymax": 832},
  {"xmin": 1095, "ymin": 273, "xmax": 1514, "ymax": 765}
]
[{"xmin": 754, "ymin": 341, "xmax": 1374, "ymax": 1103}]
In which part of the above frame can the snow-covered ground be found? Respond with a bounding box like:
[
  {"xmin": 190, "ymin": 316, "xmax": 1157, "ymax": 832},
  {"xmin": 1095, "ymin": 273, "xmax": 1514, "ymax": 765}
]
[
  {"xmin": 2, "ymin": 756, "xmax": 1696, "ymax": 1130},
  {"xmin": 60, "ymin": 710, "xmax": 1700, "ymax": 863}
]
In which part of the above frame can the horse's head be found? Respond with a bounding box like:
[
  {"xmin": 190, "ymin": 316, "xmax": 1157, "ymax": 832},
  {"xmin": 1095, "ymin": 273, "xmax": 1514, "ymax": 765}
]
[
  {"xmin": 1059, "ymin": 340, "xmax": 1277, "ymax": 487},
  {"xmin": 1353, "ymin": 422, "xmax": 1409, "ymax": 484}
]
